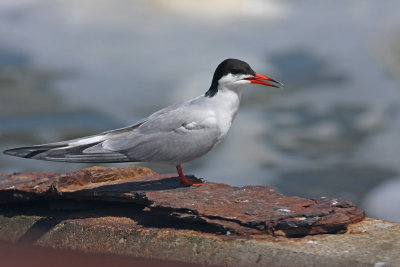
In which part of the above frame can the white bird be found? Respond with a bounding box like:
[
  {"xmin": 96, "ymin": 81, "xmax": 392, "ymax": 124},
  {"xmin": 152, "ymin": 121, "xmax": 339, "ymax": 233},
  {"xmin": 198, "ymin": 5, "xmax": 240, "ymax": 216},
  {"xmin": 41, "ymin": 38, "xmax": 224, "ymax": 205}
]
[{"xmin": 3, "ymin": 59, "xmax": 282, "ymax": 186}]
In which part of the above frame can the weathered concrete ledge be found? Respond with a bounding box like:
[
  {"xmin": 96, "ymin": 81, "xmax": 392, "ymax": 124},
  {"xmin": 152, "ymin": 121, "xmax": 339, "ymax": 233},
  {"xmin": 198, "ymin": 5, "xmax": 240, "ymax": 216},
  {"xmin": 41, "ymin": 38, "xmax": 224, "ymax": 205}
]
[{"xmin": 0, "ymin": 167, "xmax": 398, "ymax": 266}]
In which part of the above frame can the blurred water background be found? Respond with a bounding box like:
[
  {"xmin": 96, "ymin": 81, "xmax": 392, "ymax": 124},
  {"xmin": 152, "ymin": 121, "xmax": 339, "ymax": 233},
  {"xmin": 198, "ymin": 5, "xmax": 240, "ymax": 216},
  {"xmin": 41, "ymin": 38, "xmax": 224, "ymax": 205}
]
[{"xmin": 1, "ymin": 0, "xmax": 400, "ymax": 221}]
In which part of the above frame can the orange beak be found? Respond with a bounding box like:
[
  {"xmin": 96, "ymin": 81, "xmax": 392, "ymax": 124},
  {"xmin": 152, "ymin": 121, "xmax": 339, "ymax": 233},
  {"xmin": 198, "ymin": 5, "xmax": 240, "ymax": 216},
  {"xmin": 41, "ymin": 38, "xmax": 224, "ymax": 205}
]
[{"xmin": 245, "ymin": 73, "xmax": 283, "ymax": 88}]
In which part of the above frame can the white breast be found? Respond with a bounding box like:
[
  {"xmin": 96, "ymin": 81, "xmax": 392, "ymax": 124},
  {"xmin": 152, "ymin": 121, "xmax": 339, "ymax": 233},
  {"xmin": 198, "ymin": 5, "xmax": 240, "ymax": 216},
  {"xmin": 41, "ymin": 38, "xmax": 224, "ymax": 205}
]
[{"xmin": 209, "ymin": 87, "xmax": 242, "ymax": 139}]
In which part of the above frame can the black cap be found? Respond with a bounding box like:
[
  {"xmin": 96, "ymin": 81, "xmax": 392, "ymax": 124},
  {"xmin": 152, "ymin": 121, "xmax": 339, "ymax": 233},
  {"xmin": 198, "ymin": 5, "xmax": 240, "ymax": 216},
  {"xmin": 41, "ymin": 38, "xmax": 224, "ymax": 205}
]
[{"xmin": 205, "ymin": 59, "xmax": 256, "ymax": 97}]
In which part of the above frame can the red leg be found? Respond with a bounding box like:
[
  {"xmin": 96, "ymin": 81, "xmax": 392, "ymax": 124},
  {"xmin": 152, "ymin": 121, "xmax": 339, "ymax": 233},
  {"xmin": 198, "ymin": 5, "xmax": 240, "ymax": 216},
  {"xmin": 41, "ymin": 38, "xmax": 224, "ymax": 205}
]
[{"xmin": 176, "ymin": 165, "xmax": 203, "ymax": 187}]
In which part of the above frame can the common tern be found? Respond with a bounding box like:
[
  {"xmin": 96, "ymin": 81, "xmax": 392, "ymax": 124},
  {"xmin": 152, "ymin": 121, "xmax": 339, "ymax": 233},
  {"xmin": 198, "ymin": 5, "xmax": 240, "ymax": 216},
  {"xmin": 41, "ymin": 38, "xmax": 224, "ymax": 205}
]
[{"xmin": 3, "ymin": 58, "xmax": 283, "ymax": 186}]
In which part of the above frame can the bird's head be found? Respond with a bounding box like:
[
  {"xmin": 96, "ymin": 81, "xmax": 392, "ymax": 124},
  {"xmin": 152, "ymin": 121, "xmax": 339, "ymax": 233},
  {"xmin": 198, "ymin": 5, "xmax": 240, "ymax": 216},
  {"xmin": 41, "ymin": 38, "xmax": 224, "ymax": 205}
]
[{"xmin": 205, "ymin": 58, "xmax": 283, "ymax": 97}]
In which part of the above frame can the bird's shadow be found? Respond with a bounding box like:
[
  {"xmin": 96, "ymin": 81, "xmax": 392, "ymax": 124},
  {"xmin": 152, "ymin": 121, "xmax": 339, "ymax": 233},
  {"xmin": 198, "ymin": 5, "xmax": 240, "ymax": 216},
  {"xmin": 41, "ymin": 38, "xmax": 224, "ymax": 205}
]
[{"xmin": 77, "ymin": 174, "xmax": 203, "ymax": 193}]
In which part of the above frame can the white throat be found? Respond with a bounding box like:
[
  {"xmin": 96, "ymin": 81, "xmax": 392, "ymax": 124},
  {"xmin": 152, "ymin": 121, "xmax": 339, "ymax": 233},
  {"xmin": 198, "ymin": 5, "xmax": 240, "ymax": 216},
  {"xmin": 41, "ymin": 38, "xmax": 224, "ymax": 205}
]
[{"xmin": 217, "ymin": 73, "xmax": 252, "ymax": 96}]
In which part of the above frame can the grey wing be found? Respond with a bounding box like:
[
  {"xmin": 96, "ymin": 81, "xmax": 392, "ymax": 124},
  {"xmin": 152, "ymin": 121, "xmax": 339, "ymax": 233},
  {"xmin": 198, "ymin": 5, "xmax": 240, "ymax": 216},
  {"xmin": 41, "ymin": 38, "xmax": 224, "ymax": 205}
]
[
  {"xmin": 100, "ymin": 104, "xmax": 221, "ymax": 164},
  {"xmin": 4, "ymin": 100, "xmax": 220, "ymax": 164}
]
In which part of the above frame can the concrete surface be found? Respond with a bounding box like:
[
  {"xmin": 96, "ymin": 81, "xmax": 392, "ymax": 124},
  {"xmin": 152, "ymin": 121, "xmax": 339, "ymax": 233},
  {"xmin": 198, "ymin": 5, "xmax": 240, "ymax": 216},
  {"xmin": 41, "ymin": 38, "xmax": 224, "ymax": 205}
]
[{"xmin": 0, "ymin": 201, "xmax": 398, "ymax": 266}]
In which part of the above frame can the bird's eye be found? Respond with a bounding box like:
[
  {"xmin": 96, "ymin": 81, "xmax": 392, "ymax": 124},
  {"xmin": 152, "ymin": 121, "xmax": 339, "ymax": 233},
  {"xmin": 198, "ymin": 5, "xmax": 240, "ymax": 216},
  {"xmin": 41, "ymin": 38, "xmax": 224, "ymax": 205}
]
[{"xmin": 231, "ymin": 69, "xmax": 241, "ymax": 75}]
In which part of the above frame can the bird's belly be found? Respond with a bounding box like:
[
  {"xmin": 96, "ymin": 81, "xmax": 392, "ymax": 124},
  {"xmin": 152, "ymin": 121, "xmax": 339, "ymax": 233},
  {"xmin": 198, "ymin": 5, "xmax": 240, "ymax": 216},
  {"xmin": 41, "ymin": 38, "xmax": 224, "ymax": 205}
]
[
  {"xmin": 158, "ymin": 138, "xmax": 218, "ymax": 165},
  {"xmin": 215, "ymin": 112, "xmax": 235, "ymax": 140}
]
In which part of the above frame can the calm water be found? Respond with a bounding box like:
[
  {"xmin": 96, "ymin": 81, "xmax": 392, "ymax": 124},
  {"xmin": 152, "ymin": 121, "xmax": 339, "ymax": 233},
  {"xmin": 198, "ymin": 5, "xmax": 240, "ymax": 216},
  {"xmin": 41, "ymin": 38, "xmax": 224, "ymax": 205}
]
[{"xmin": 1, "ymin": 0, "xmax": 400, "ymax": 221}]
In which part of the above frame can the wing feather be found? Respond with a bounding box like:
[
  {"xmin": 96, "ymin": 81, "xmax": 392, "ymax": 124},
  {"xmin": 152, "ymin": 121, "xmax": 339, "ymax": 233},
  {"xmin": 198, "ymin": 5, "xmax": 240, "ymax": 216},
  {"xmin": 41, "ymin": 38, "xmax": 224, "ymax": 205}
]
[{"xmin": 3, "ymin": 96, "xmax": 221, "ymax": 164}]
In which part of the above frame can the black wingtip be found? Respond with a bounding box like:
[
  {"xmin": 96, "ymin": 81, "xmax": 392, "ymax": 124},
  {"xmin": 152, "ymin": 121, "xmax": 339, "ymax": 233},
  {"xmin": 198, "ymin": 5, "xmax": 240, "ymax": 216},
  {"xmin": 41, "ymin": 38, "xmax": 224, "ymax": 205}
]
[
  {"xmin": 2, "ymin": 147, "xmax": 42, "ymax": 158},
  {"xmin": 3, "ymin": 145, "xmax": 65, "ymax": 159},
  {"xmin": 3, "ymin": 149, "xmax": 16, "ymax": 156},
  {"xmin": 23, "ymin": 149, "xmax": 49, "ymax": 158}
]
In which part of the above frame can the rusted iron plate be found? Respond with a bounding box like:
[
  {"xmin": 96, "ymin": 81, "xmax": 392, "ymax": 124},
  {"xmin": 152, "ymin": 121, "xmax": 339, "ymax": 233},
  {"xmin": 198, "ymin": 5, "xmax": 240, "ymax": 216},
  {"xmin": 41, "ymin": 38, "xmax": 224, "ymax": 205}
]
[
  {"xmin": 0, "ymin": 166, "xmax": 157, "ymax": 193},
  {"xmin": 0, "ymin": 166, "xmax": 364, "ymax": 236}
]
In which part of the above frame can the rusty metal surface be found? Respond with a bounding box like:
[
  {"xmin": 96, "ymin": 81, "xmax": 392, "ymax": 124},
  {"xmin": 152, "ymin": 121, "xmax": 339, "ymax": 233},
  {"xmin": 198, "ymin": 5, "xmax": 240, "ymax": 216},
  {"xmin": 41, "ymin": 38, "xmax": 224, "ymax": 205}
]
[{"xmin": 0, "ymin": 166, "xmax": 364, "ymax": 236}]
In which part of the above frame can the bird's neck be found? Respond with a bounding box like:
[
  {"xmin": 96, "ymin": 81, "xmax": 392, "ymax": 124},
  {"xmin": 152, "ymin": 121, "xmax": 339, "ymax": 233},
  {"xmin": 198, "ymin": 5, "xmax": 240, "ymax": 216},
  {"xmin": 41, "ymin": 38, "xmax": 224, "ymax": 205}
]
[
  {"xmin": 201, "ymin": 83, "xmax": 243, "ymax": 106},
  {"xmin": 210, "ymin": 86, "xmax": 243, "ymax": 123},
  {"xmin": 214, "ymin": 83, "xmax": 245, "ymax": 106},
  {"xmin": 203, "ymin": 86, "xmax": 242, "ymax": 140}
]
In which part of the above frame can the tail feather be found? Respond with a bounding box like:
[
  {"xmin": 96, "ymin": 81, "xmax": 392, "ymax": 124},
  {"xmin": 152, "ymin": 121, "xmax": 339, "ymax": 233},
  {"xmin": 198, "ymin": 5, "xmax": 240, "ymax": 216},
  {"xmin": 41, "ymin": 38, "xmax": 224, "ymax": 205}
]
[
  {"xmin": 3, "ymin": 141, "xmax": 131, "ymax": 163},
  {"xmin": 3, "ymin": 122, "xmax": 149, "ymax": 163},
  {"xmin": 4, "ymin": 144, "xmax": 67, "ymax": 158}
]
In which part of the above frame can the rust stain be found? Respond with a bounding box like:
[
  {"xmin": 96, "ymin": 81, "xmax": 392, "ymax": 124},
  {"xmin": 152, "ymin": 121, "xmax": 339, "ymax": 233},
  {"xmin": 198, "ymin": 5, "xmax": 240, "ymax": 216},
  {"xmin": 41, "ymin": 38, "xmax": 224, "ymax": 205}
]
[
  {"xmin": 57, "ymin": 166, "xmax": 157, "ymax": 191},
  {"xmin": 0, "ymin": 166, "xmax": 365, "ymax": 237}
]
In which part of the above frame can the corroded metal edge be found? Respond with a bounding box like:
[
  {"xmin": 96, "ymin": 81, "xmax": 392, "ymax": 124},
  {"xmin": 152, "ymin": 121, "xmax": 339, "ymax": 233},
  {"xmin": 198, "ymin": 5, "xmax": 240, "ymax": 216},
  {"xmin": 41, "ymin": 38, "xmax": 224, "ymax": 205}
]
[{"xmin": 0, "ymin": 166, "xmax": 365, "ymax": 236}]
